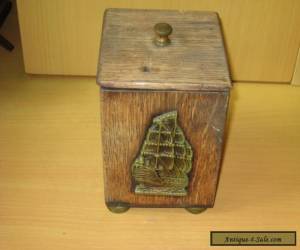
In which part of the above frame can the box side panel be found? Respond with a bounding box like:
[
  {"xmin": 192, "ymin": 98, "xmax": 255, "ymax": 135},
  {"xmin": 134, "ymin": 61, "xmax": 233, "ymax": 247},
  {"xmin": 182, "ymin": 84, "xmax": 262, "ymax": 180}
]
[{"xmin": 101, "ymin": 90, "xmax": 229, "ymax": 207}]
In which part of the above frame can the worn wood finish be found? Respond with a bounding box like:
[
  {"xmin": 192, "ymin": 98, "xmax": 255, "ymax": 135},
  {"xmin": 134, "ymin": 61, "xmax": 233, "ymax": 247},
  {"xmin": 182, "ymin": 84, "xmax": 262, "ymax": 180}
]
[
  {"xmin": 99, "ymin": 9, "xmax": 231, "ymax": 209},
  {"xmin": 101, "ymin": 90, "xmax": 229, "ymax": 207},
  {"xmin": 98, "ymin": 9, "xmax": 231, "ymax": 91}
]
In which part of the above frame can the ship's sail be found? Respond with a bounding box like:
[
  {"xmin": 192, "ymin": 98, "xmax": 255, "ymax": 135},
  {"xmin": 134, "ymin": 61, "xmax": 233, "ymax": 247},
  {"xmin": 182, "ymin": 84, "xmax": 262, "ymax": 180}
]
[{"xmin": 132, "ymin": 111, "xmax": 193, "ymax": 196}]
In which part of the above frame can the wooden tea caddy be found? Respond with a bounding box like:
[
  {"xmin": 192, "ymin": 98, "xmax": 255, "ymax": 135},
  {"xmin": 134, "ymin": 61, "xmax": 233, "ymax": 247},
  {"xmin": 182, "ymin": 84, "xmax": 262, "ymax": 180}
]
[{"xmin": 97, "ymin": 9, "xmax": 231, "ymax": 213}]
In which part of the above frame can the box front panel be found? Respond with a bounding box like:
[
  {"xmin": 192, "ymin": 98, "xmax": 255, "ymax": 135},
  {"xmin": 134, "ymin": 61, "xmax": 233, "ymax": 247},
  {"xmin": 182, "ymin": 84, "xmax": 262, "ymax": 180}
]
[{"xmin": 101, "ymin": 90, "xmax": 229, "ymax": 207}]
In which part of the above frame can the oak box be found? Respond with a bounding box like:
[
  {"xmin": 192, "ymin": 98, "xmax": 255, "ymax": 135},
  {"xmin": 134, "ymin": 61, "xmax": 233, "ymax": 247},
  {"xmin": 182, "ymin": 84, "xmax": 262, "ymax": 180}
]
[{"xmin": 97, "ymin": 9, "xmax": 232, "ymax": 213}]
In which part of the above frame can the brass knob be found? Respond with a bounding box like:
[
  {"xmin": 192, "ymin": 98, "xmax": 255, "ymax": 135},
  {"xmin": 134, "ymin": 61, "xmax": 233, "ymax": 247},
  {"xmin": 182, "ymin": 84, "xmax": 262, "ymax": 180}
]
[{"xmin": 154, "ymin": 23, "xmax": 173, "ymax": 47}]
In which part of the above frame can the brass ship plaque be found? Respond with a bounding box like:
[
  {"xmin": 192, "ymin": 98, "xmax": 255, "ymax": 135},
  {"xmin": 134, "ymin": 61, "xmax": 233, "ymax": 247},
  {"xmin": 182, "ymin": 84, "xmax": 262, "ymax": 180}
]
[{"xmin": 132, "ymin": 111, "xmax": 193, "ymax": 196}]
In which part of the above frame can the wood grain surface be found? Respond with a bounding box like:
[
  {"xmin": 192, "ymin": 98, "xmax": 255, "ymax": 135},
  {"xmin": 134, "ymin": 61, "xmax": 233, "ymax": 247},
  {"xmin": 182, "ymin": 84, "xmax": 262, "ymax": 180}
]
[
  {"xmin": 16, "ymin": 0, "xmax": 300, "ymax": 83},
  {"xmin": 292, "ymin": 48, "xmax": 300, "ymax": 85},
  {"xmin": 101, "ymin": 90, "xmax": 229, "ymax": 207},
  {"xmin": 1, "ymin": 5, "xmax": 300, "ymax": 250},
  {"xmin": 98, "ymin": 9, "xmax": 231, "ymax": 91}
]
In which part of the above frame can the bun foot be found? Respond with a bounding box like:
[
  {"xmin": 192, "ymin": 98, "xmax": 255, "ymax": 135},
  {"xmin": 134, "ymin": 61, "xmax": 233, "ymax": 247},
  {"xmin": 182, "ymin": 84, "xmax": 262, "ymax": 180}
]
[
  {"xmin": 106, "ymin": 203, "xmax": 130, "ymax": 213},
  {"xmin": 185, "ymin": 207, "xmax": 207, "ymax": 214}
]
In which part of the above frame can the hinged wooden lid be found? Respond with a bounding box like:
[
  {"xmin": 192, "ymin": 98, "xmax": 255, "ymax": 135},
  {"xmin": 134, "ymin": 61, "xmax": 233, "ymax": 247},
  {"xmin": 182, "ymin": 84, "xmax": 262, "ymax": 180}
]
[{"xmin": 97, "ymin": 9, "xmax": 231, "ymax": 91}]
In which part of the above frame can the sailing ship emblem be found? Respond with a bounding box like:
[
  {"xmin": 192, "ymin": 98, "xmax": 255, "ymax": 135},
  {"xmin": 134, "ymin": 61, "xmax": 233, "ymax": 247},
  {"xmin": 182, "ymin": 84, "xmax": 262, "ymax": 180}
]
[{"xmin": 132, "ymin": 111, "xmax": 193, "ymax": 196}]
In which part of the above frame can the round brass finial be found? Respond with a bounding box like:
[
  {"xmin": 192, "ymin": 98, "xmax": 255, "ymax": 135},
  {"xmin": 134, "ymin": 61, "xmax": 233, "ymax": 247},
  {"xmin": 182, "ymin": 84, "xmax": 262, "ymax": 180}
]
[{"xmin": 154, "ymin": 23, "xmax": 173, "ymax": 47}]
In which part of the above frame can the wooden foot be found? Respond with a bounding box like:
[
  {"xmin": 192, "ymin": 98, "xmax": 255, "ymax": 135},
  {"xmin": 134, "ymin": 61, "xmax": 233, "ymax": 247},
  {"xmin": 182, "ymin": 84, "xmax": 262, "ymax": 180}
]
[
  {"xmin": 185, "ymin": 207, "xmax": 207, "ymax": 214},
  {"xmin": 106, "ymin": 203, "xmax": 130, "ymax": 213}
]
